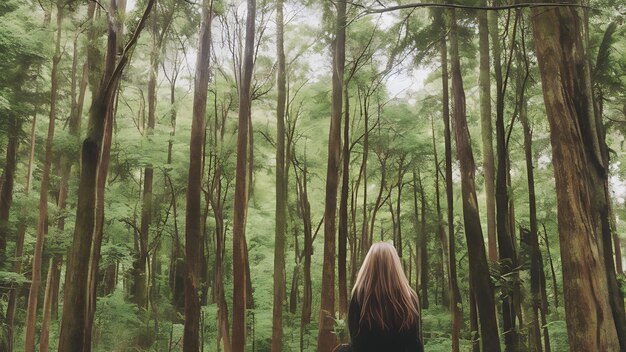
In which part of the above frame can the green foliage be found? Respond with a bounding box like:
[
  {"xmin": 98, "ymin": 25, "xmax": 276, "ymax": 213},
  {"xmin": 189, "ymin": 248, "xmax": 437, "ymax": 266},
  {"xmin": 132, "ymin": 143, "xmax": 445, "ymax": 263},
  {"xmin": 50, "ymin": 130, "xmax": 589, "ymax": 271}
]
[{"xmin": 94, "ymin": 288, "xmax": 142, "ymax": 350}]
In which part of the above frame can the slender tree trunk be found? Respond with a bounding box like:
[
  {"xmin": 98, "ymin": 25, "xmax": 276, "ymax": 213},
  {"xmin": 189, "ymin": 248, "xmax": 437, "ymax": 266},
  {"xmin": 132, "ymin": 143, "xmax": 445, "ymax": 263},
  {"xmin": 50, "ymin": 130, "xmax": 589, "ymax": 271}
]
[
  {"xmin": 184, "ymin": 0, "xmax": 212, "ymax": 350},
  {"xmin": 395, "ymin": 157, "xmax": 405, "ymax": 265},
  {"xmin": 541, "ymin": 224, "xmax": 559, "ymax": 310},
  {"xmin": 296, "ymin": 153, "xmax": 313, "ymax": 341},
  {"xmin": 492, "ymin": 10, "xmax": 519, "ymax": 349},
  {"xmin": 0, "ymin": 117, "xmax": 19, "ymax": 261},
  {"xmin": 417, "ymin": 173, "xmax": 428, "ymax": 309},
  {"xmin": 361, "ymin": 96, "xmax": 369, "ymax": 260},
  {"xmin": 318, "ymin": 1, "xmax": 345, "ymax": 350},
  {"xmin": 438, "ymin": 12, "xmax": 461, "ymax": 352},
  {"xmin": 517, "ymin": 37, "xmax": 546, "ymax": 352},
  {"xmin": 338, "ymin": 86, "xmax": 350, "ymax": 318},
  {"xmin": 24, "ymin": 7, "xmax": 63, "ymax": 351},
  {"xmin": 134, "ymin": 15, "xmax": 160, "ymax": 308},
  {"xmin": 271, "ymin": 0, "xmax": 287, "ymax": 349},
  {"xmin": 531, "ymin": 4, "xmax": 621, "ymax": 351},
  {"xmin": 431, "ymin": 116, "xmax": 448, "ymax": 314},
  {"xmin": 232, "ymin": 0, "xmax": 255, "ymax": 349},
  {"xmin": 450, "ymin": 9, "xmax": 501, "ymax": 351},
  {"xmin": 479, "ymin": 6, "xmax": 496, "ymax": 262}
]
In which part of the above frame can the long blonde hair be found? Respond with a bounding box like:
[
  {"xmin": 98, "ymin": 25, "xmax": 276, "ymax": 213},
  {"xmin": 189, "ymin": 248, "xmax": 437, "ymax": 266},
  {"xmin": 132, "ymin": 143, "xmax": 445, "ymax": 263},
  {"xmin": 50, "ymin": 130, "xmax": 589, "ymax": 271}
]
[{"xmin": 352, "ymin": 242, "xmax": 419, "ymax": 331}]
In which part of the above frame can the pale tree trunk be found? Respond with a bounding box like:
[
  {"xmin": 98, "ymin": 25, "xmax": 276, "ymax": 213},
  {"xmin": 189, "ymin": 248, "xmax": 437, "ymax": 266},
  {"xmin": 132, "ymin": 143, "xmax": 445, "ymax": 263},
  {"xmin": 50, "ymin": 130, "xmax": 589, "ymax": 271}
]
[
  {"xmin": 24, "ymin": 6, "xmax": 63, "ymax": 351},
  {"xmin": 450, "ymin": 9, "xmax": 501, "ymax": 351},
  {"xmin": 232, "ymin": 0, "xmax": 255, "ymax": 349},
  {"xmin": 184, "ymin": 0, "xmax": 212, "ymax": 350},
  {"xmin": 531, "ymin": 4, "xmax": 621, "ymax": 351},
  {"xmin": 271, "ymin": 0, "xmax": 287, "ymax": 349}
]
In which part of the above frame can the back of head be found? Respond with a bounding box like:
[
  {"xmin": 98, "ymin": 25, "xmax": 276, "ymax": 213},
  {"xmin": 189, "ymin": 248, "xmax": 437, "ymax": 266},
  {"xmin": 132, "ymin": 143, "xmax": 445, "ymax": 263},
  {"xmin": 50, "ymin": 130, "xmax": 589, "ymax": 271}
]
[{"xmin": 352, "ymin": 242, "xmax": 419, "ymax": 332}]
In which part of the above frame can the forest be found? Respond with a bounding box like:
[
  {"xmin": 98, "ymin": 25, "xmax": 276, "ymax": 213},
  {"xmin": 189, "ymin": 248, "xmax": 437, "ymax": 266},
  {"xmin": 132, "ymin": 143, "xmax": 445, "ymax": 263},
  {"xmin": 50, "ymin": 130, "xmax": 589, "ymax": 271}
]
[{"xmin": 0, "ymin": 0, "xmax": 625, "ymax": 351}]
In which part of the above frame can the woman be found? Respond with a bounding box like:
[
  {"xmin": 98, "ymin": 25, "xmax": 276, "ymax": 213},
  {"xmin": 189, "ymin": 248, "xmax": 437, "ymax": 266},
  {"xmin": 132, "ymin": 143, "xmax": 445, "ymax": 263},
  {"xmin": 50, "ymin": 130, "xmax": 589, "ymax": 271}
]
[{"xmin": 347, "ymin": 242, "xmax": 424, "ymax": 352}]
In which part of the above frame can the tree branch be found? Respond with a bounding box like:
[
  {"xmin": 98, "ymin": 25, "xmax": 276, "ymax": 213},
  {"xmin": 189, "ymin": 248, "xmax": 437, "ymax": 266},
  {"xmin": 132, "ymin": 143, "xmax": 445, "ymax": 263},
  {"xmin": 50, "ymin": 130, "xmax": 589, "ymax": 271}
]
[{"xmin": 357, "ymin": 2, "xmax": 591, "ymax": 15}]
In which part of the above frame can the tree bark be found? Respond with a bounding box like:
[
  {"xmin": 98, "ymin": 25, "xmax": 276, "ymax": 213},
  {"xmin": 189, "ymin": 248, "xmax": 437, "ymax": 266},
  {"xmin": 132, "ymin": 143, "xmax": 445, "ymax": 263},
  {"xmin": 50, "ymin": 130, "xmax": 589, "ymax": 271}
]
[
  {"xmin": 449, "ymin": 9, "xmax": 501, "ymax": 351},
  {"xmin": 491, "ymin": 10, "xmax": 519, "ymax": 350},
  {"xmin": 232, "ymin": 0, "xmax": 255, "ymax": 349},
  {"xmin": 271, "ymin": 0, "xmax": 287, "ymax": 349},
  {"xmin": 0, "ymin": 117, "xmax": 19, "ymax": 261},
  {"xmin": 183, "ymin": 0, "xmax": 212, "ymax": 350},
  {"xmin": 437, "ymin": 11, "xmax": 461, "ymax": 352},
  {"xmin": 317, "ymin": 1, "xmax": 346, "ymax": 350},
  {"xmin": 58, "ymin": 0, "xmax": 155, "ymax": 349},
  {"xmin": 531, "ymin": 4, "xmax": 621, "ymax": 350},
  {"xmin": 338, "ymin": 86, "xmax": 350, "ymax": 318},
  {"xmin": 479, "ymin": 6, "xmax": 496, "ymax": 263}
]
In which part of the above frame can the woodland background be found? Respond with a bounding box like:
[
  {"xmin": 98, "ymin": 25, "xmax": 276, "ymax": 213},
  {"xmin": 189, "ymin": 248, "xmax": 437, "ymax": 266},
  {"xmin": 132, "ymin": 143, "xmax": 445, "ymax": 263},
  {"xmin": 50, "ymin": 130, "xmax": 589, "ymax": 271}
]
[{"xmin": 0, "ymin": 0, "xmax": 626, "ymax": 351}]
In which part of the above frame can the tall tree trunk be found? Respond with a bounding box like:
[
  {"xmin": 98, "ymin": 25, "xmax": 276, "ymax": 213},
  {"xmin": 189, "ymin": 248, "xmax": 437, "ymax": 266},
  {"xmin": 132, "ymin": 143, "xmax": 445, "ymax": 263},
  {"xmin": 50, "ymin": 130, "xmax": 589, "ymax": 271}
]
[
  {"xmin": 491, "ymin": 10, "xmax": 519, "ymax": 351},
  {"xmin": 479, "ymin": 5, "xmax": 496, "ymax": 262},
  {"xmin": 338, "ymin": 86, "xmax": 350, "ymax": 318},
  {"xmin": 296, "ymin": 152, "xmax": 313, "ymax": 346},
  {"xmin": 430, "ymin": 116, "xmax": 448, "ymax": 314},
  {"xmin": 58, "ymin": 0, "xmax": 155, "ymax": 349},
  {"xmin": 415, "ymin": 172, "xmax": 429, "ymax": 309},
  {"xmin": 0, "ymin": 117, "xmax": 19, "ymax": 261},
  {"xmin": 589, "ymin": 20, "xmax": 626, "ymax": 349},
  {"xmin": 133, "ymin": 13, "xmax": 160, "ymax": 308},
  {"xmin": 317, "ymin": 1, "xmax": 345, "ymax": 350},
  {"xmin": 271, "ymin": 0, "xmax": 287, "ymax": 349},
  {"xmin": 395, "ymin": 157, "xmax": 405, "ymax": 266},
  {"xmin": 531, "ymin": 4, "xmax": 621, "ymax": 351},
  {"xmin": 232, "ymin": 0, "xmax": 255, "ymax": 349},
  {"xmin": 437, "ymin": 11, "xmax": 461, "ymax": 352},
  {"xmin": 361, "ymin": 95, "xmax": 370, "ymax": 260},
  {"xmin": 184, "ymin": 0, "xmax": 212, "ymax": 350},
  {"xmin": 449, "ymin": 9, "xmax": 501, "ymax": 351},
  {"xmin": 24, "ymin": 6, "xmax": 63, "ymax": 351},
  {"xmin": 0, "ymin": 118, "xmax": 20, "ymax": 351},
  {"xmin": 517, "ymin": 36, "xmax": 547, "ymax": 352}
]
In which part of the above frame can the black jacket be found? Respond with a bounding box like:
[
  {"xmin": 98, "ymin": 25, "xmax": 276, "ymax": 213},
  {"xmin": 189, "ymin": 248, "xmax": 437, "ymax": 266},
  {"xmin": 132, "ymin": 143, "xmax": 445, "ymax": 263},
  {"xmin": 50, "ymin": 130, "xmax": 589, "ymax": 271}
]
[{"xmin": 348, "ymin": 296, "xmax": 424, "ymax": 352}]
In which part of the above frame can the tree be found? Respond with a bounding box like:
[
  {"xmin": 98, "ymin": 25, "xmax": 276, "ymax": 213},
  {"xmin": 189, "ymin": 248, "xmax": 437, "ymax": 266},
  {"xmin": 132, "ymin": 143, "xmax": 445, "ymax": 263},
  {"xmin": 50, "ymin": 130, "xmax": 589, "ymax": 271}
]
[
  {"xmin": 318, "ymin": 1, "xmax": 346, "ymax": 350},
  {"xmin": 58, "ymin": 0, "xmax": 155, "ymax": 349},
  {"xmin": 232, "ymin": 0, "xmax": 256, "ymax": 349},
  {"xmin": 449, "ymin": 8, "xmax": 501, "ymax": 351},
  {"xmin": 531, "ymin": 4, "xmax": 621, "ymax": 351},
  {"xmin": 478, "ymin": 5, "xmax": 496, "ymax": 262},
  {"xmin": 271, "ymin": 0, "xmax": 287, "ymax": 349},
  {"xmin": 183, "ymin": 0, "xmax": 213, "ymax": 350}
]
